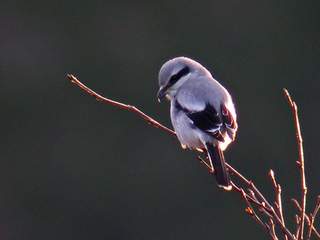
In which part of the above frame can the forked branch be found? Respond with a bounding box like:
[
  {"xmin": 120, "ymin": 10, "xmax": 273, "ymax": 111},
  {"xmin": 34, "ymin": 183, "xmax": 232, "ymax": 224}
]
[{"xmin": 284, "ymin": 89, "xmax": 308, "ymax": 240}]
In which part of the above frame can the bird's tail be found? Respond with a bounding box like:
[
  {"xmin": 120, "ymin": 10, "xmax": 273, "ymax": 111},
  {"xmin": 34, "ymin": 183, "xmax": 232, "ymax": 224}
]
[{"xmin": 205, "ymin": 143, "xmax": 232, "ymax": 190}]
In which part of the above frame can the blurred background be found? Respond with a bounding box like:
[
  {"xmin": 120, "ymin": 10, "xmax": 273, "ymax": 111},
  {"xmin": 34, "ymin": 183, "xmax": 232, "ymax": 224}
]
[{"xmin": 1, "ymin": 1, "xmax": 320, "ymax": 239}]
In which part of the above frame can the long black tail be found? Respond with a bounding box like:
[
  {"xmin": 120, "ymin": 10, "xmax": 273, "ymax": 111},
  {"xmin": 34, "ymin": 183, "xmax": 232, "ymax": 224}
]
[{"xmin": 205, "ymin": 143, "xmax": 232, "ymax": 190}]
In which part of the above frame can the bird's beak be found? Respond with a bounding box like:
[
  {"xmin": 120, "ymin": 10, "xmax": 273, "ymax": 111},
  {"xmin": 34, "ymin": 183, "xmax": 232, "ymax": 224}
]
[{"xmin": 157, "ymin": 87, "xmax": 167, "ymax": 102}]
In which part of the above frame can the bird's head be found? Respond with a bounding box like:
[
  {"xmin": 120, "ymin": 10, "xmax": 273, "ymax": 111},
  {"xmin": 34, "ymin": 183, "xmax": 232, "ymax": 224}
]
[{"xmin": 157, "ymin": 57, "xmax": 209, "ymax": 102}]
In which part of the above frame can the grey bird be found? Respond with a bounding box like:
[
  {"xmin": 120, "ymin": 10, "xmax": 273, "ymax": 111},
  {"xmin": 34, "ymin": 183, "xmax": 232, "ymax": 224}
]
[{"xmin": 157, "ymin": 57, "xmax": 237, "ymax": 190}]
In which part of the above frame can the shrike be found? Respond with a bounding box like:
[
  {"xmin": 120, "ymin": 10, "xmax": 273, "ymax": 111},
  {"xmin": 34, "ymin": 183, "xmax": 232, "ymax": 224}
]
[{"xmin": 157, "ymin": 57, "xmax": 237, "ymax": 190}]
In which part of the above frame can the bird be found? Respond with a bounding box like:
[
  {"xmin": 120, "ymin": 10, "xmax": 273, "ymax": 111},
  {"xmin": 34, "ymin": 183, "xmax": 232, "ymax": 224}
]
[{"xmin": 157, "ymin": 57, "xmax": 237, "ymax": 190}]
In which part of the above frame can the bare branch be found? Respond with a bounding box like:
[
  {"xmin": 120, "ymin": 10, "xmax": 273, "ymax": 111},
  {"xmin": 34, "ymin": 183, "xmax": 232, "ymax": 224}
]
[
  {"xmin": 269, "ymin": 219, "xmax": 279, "ymax": 240},
  {"xmin": 292, "ymin": 199, "xmax": 320, "ymax": 239},
  {"xmin": 284, "ymin": 89, "xmax": 307, "ymax": 240},
  {"xmin": 67, "ymin": 74, "xmax": 176, "ymax": 136},
  {"xmin": 198, "ymin": 153, "xmax": 279, "ymax": 239},
  {"xmin": 269, "ymin": 169, "xmax": 288, "ymax": 240},
  {"xmin": 197, "ymin": 156, "xmax": 295, "ymax": 239},
  {"xmin": 221, "ymin": 163, "xmax": 295, "ymax": 239},
  {"xmin": 241, "ymin": 189, "xmax": 272, "ymax": 236},
  {"xmin": 307, "ymin": 196, "xmax": 320, "ymax": 239},
  {"xmin": 197, "ymin": 156, "xmax": 212, "ymax": 171}
]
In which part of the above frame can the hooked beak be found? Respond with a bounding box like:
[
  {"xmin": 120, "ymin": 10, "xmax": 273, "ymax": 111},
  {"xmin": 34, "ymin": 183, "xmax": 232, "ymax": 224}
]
[{"xmin": 157, "ymin": 87, "xmax": 168, "ymax": 102}]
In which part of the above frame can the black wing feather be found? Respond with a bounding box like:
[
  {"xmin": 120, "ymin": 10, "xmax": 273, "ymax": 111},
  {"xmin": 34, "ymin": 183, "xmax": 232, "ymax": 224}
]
[
  {"xmin": 221, "ymin": 104, "xmax": 237, "ymax": 141},
  {"xmin": 176, "ymin": 101, "xmax": 237, "ymax": 142},
  {"xmin": 176, "ymin": 101, "xmax": 224, "ymax": 141}
]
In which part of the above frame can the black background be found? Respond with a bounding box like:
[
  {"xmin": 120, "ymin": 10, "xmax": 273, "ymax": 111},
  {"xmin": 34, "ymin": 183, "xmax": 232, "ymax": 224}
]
[{"xmin": 1, "ymin": 1, "xmax": 320, "ymax": 239}]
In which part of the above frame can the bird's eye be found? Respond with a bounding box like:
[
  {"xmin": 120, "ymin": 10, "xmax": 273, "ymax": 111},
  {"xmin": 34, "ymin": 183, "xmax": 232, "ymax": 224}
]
[
  {"xmin": 170, "ymin": 74, "xmax": 179, "ymax": 82},
  {"xmin": 169, "ymin": 66, "xmax": 190, "ymax": 85}
]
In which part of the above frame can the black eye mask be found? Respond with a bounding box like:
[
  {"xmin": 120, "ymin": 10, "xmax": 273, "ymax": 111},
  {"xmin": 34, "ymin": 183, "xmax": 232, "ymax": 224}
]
[{"xmin": 168, "ymin": 66, "xmax": 190, "ymax": 86}]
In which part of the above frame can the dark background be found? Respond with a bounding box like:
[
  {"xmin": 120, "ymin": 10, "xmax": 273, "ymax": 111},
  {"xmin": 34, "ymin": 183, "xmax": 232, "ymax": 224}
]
[{"xmin": 1, "ymin": 1, "xmax": 320, "ymax": 239}]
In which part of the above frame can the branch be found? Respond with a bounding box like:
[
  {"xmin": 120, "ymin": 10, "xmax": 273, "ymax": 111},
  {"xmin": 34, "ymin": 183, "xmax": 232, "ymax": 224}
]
[
  {"xmin": 307, "ymin": 196, "xmax": 320, "ymax": 239},
  {"xmin": 197, "ymin": 156, "xmax": 294, "ymax": 239},
  {"xmin": 284, "ymin": 89, "xmax": 307, "ymax": 240},
  {"xmin": 68, "ymin": 75, "xmax": 315, "ymax": 240},
  {"xmin": 242, "ymin": 189, "xmax": 274, "ymax": 238},
  {"xmin": 227, "ymin": 163, "xmax": 295, "ymax": 240},
  {"xmin": 67, "ymin": 74, "xmax": 176, "ymax": 136},
  {"xmin": 270, "ymin": 169, "xmax": 288, "ymax": 240},
  {"xmin": 292, "ymin": 198, "xmax": 320, "ymax": 239},
  {"xmin": 197, "ymin": 157, "xmax": 277, "ymax": 238}
]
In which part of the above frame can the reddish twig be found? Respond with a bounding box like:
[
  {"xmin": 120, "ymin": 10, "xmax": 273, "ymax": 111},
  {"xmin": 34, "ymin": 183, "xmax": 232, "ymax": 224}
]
[
  {"xmin": 67, "ymin": 74, "xmax": 176, "ymax": 136},
  {"xmin": 284, "ymin": 89, "xmax": 307, "ymax": 240},
  {"xmin": 197, "ymin": 157, "xmax": 278, "ymax": 238},
  {"xmin": 227, "ymin": 164, "xmax": 295, "ymax": 240},
  {"xmin": 307, "ymin": 196, "xmax": 320, "ymax": 239},
  {"xmin": 292, "ymin": 199, "xmax": 320, "ymax": 239},
  {"xmin": 197, "ymin": 155, "xmax": 294, "ymax": 239},
  {"xmin": 241, "ymin": 189, "xmax": 273, "ymax": 237},
  {"xmin": 269, "ymin": 219, "xmax": 279, "ymax": 240},
  {"xmin": 269, "ymin": 169, "xmax": 288, "ymax": 240},
  {"xmin": 198, "ymin": 156, "xmax": 294, "ymax": 239}
]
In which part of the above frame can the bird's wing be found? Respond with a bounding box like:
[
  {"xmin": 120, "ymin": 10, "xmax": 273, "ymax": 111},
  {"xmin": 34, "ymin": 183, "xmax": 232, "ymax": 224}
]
[
  {"xmin": 175, "ymin": 100, "xmax": 237, "ymax": 142},
  {"xmin": 221, "ymin": 104, "xmax": 237, "ymax": 141},
  {"xmin": 175, "ymin": 100, "xmax": 224, "ymax": 141}
]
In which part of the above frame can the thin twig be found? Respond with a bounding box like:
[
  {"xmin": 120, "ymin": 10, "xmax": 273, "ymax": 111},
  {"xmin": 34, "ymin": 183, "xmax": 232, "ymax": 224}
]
[
  {"xmin": 223, "ymin": 163, "xmax": 295, "ymax": 239},
  {"xmin": 197, "ymin": 155, "xmax": 292, "ymax": 239},
  {"xmin": 67, "ymin": 74, "xmax": 176, "ymax": 136},
  {"xmin": 217, "ymin": 160, "xmax": 294, "ymax": 239},
  {"xmin": 292, "ymin": 199, "xmax": 320, "ymax": 239},
  {"xmin": 197, "ymin": 156, "xmax": 212, "ymax": 171},
  {"xmin": 284, "ymin": 89, "xmax": 307, "ymax": 240},
  {"xmin": 241, "ymin": 189, "xmax": 272, "ymax": 235},
  {"xmin": 198, "ymin": 156, "xmax": 267, "ymax": 208},
  {"xmin": 295, "ymin": 214, "xmax": 301, "ymax": 239},
  {"xmin": 269, "ymin": 170, "xmax": 288, "ymax": 240},
  {"xmin": 307, "ymin": 196, "xmax": 320, "ymax": 239},
  {"xmin": 269, "ymin": 219, "xmax": 279, "ymax": 240},
  {"xmin": 198, "ymin": 154, "xmax": 275, "ymax": 238}
]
